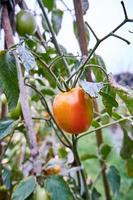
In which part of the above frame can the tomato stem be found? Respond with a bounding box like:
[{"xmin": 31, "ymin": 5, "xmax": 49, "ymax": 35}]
[{"xmin": 72, "ymin": 135, "xmax": 91, "ymax": 200}]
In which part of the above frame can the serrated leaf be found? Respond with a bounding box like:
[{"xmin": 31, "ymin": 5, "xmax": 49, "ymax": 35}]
[
  {"xmin": 0, "ymin": 51, "xmax": 19, "ymax": 110},
  {"xmin": 80, "ymin": 80, "xmax": 103, "ymax": 97},
  {"xmin": 99, "ymin": 144, "xmax": 112, "ymax": 160},
  {"xmin": 45, "ymin": 175, "xmax": 75, "ymax": 200},
  {"xmin": 107, "ymin": 165, "xmax": 120, "ymax": 196},
  {"xmin": 89, "ymin": 53, "xmax": 106, "ymax": 82},
  {"xmin": 0, "ymin": 118, "xmax": 19, "ymax": 140},
  {"xmin": 120, "ymin": 128, "xmax": 133, "ymax": 160},
  {"xmin": 42, "ymin": 0, "xmax": 54, "ymax": 11},
  {"xmin": 17, "ymin": 45, "xmax": 37, "ymax": 72},
  {"xmin": 11, "ymin": 176, "xmax": 36, "ymax": 200},
  {"xmin": 126, "ymin": 159, "xmax": 133, "ymax": 177},
  {"xmin": 100, "ymin": 85, "xmax": 118, "ymax": 116},
  {"xmin": 117, "ymin": 89, "xmax": 133, "ymax": 115},
  {"xmin": 52, "ymin": 9, "xmax": 63, "ymax": 35},
  {"xmin": 109, "ymin": 75, "xmax": 133, "ymax": 115},
  {"xmin": 2, "ymin": 167, "xmax": 12, "ymax": 190}
]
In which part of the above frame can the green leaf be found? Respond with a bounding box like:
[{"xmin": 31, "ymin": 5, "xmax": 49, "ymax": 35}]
[
  {"xmin": 2, "ymin": 167, "xmax": 12, "ymax": 190},
  {"xmin": 107, "ymin": 165, "xmax": 120, "ymax": 196},
  {"xmin": 11, "ymin": 176, "xmax": 36, "ymax": 200},
  {"xmin": 0, "ymin": 51, "xmax": 19, "ymax": 110},
  {"xmin": 100, "ymin": 85, "xmax": 118, "ymax": 116},
  {"xmin": 126, "ymin": 159, "xmax": 133, "ymax": 177},
  {"xmin": 91, "ymin": 120, "xmax": 101, "ymax": 128},
  {"xmin": 117, "ymin": 89, "xmax": 133, "ymax": 115},
  {"xmin": 41, "ymin": 15, "xmax": 49, "ymax": 32},
  {"xmin": 91, "ymin": 187, "xmax": 101, "ymax": 200},
  {"xmin": 42, "ymin": 0, "xmax": 54, "ymax": 11},
  {"xmin": 52, "ymin": 9, "xmax": 63, "ymax": 35},
  {"xmin": 80, "ymin": 153, "xmax": 97, "ymax": 161},
  {"xmin": 120, "ymin": 128, "xmax": 133, "ymax": 160},
  {"xmin": 0, "ymin": 118, "xmax": 19, "ymax": 140},
  {"xmin": 89, "ymin": 53, "xmax": 106, "ymax": 82},
  {"xmin": 80, "ymin": 80, "xmax": 103, "ymax": 98},
  {"xmin": 99, "ymin": 144, "xmax": 112, "ymax": 160},
  {"xmin": 45, "ymin": 175, "xmax": 76, "ymax": 200}
]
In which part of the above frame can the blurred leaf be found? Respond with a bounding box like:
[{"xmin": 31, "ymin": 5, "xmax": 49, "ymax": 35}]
[
  {"xmin": 2, "ymin": 167, "xmax": 12, "ymax": 190},
  {"xmin": 80, "ymin": 80, "xmax": 103, "ymax": 97},
  {"xmin": 80, "ymin": 153, "xmax": 97, "ymax": 161},
  {"xmin": 126, "ymin": 159, "xmax": 133, "ymax": 177},
  {"xmin": 100, "ymin": 113, "xmax": 110, "ymax": 125},
  {"xmin": 11, "ymin": 176, "xmax": 36, "ymax": 200},
  {"xmin": 120, "ymin": 128, "xmax": 133, "ymax": 160},
  {"xmin": 52, "ymin": 9, "xmax": 63, "ymax": 35},
  {"xmin": 91, "ymin": 187, "xmax": 101, "ymax": 200},
  {"xmin": 41, "ymin": 88, "xmax": 55, "ymax": 96},
  {"xmin": 99, "ymin": 144, "xmax": 112, "ymax": 160},
  {"xmin": 73, "ymin": 21, "xmax": 90, "ymax": 45},
  {"xmin": 45, "ymin": 175, "xmax": 76, "ymax": 200},
  {"xmin": 0, "ymin": 118, "xmax": 19, "ymax": 140},
  {"xmin": 111, "ymin": 112, "xmax": 122, "ymax": 120},
  {"xmin": 81, "ymin": 0, "xmax": 89, "ymax": 15},
  {"xmin": 41, "ymin": 15, "xmax": 49, "ymax": 32},
  {"xmin": 91, "ymin": 120, "xmax": 100, "ymax": 128},
  {"xmin": 0, "ymin": 51, "xmax": 19, "ymax": 110},
  {"xmin": 89, "ymin": 53, "xmax": 106, "ymax": 82},
  {"xmin": 107, "ymin": 165, "xmax": 120, "ymax": 196},
  {"xmin": 17, "ymin": 45, "xmax": 37, "ymax": 72},
  {"xmin": 100, "ymin": 85, "xmax": 118, "ymax": 116},
  {"xmin": 42, "ymin": 0, "xmax": 54, "ymax": 11},
  {"xmin": 34, "ymin": 184, "xmax": 51, "ymax": 200},
  {"xmin": 58, "ymin": 146, "xmax": 68, "ymax": 159},
  {"xmin": 117, "ymin": 89, "xmax": 133, "ymax": 115}
]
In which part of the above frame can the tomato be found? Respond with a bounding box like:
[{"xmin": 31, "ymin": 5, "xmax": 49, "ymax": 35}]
[
  {"xmin": 53, "ymin": 87, "xmax": 93, "ymax": 134},
  {"xmin": 16, "ymin": 10, "xmax": 37, "ymax": 36},
  {"xmin": 44, "ymin": 165, "xmax": 61, "ymax": 175}
]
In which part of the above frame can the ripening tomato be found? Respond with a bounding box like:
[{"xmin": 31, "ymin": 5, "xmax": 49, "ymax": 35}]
[{"xmin": 53, "ymin": 87, "xmax": 93, "ymax": 134}]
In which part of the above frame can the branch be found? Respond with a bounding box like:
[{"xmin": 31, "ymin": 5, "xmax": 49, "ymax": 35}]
[
  {"xmin": 37, "ymin": 0, "xmax": 69, "ymax": 74},
  {"xmin": 77, "ymin": 115, "xmax": 133, "ymax": 141},
  {"xmin": 67, "ymin": 1, "xmax": 133, "ymax": 85},
  {"xmin": 121, "ymin": 1, "xmax": 128, "ymax": 19},
  {"xmin": 14, "ymin": 53, "xmax": 41, "ymax": 175}
]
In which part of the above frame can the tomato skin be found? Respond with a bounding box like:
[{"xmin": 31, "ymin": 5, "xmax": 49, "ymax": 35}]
[
  {"xmin": 16, "ymin": 10, "xmax": 37, "ymax": 36},
  {"xmin": 53, "ymin": 87, "xmax": 93, "ymax": 134}
]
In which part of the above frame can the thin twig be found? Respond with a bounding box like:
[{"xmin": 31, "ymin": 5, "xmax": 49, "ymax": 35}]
[
  {"xmin": 77, "ymin": 115, "xmax": 133, "ymax": 141},
  {"xmin": 25, "ymin": 81, "xmax": 72, "ymax": 149},
  {"xmin": 121, "ymin": 1, "xmax": 128, "ymax": 19}
]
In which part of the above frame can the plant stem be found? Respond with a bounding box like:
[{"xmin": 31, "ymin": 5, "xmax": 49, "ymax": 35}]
[
  {"xmin": 72, "ymin": 135, "xmax": 91, "ymax": 200},
  {"xmin": 37, "ymin": 0, "xmax": 69, "ymax": 75},
  {"xmin": 77, "ymin": 115, "xmax": 133, "ymax": 141}
]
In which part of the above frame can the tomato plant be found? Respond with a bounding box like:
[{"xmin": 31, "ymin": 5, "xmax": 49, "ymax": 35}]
[{"xmin": 0, "ymin": 1, "xmax": 133, "ymax": 200}]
